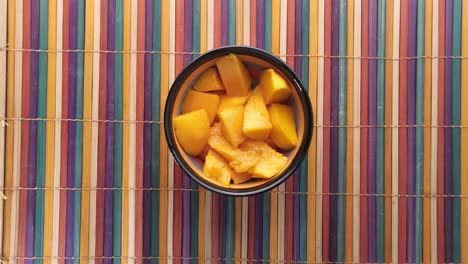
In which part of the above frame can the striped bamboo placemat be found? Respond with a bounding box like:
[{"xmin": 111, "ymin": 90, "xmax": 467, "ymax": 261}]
[{"xmin": 1, "ymin": 0, "xmax": 468, "ymax": 263}]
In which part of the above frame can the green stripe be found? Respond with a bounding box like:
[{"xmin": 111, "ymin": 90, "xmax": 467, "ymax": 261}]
[
  {"xmin": 113, "ymin": 1, "xmax": 124, "ymax": 263},
  {"xmin": 336, "ymin": 0, "xmax": 347, "ymax": 261},
  {"xmin": 190, "ymin": 1, "xmax": 201, "ymax": 262},
  {"xmin": 452, "ymin": 0, "xmax": 462, "ymax": 261},
  {"xmin": 226, "ymin": 2, "xmax": 237, "ymax": 263},
  {"xmin": 376, "ymin": 0, "xmax": 386, "ymax": 261},
  {"xmin": 34, "ymin": 0, "xmax": 48, "ymax": 263},
  {"xmin": 262, "ymin": 2, "xmax": 272, "ymax": 263},
  {"xmin": 151, "ymin": 1, "xmax": 162, "ymax": 263},
  {"xmin": 264, "ymin": 0, "xmax": 272, "ymax": 52},
  {"xmin": 299, "ymin": 0, "xmax": 309, "ymax": 262},
  {"xmin": 73, "ymin": 2, "xmax": 85, "ymax": 264}
]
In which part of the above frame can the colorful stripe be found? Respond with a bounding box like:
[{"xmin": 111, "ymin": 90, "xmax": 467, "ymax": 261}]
[{"xmin": 2, "ymin": 2, "xmax": 468, "ymax": 264}]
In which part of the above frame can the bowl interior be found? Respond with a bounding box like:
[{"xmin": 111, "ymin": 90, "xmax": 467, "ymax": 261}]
[{"xmin": 166, "ymin": 47, "xmax": 312, "ymax": 196}]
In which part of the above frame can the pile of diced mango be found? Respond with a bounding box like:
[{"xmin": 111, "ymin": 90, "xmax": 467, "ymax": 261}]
[{"xmin": 173, "ymin": 54, "xmax": 298, "ymax": 187}]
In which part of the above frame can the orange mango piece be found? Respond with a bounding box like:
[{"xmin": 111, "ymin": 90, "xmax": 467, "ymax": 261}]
[
  {"xmin": 216, "ymin": 53, "xmax": 252, "ymax": 96},
  {"xmin": 181, "ymin": 89, "xmax": 219, "ymax": 124},
  {"xmin": 259, "ymin": 68, "xmax": 291, "ymax": 105},
  {"xmin": 173, "ymin": 109, "xmax": 211, "ymax": 156},
  {"xmin": 219, "ymin": 105, "xmax": 247, "ymax": 148},
  {"xmin": 242, "ymin": 89, "xmax": 272, "ymax": 140},
  {"xmin": 268, "ymin": 104, "xmax": 298, "ymax": 150},
  {"xmin": 192, "ymin": 67, "xmax": 225, "ymax": 92}
]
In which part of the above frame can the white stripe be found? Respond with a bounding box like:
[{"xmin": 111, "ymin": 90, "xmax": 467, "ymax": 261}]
[
  {"xmin": 10, "ymin": 1, "xmax": 23, "ymax": 261},
  {"xmin": 0, "ymin": 0, "xmax": 6, "ymax": 257},
  {"xmin": 52, "ymin": 0, "xmax": 64, "ymax": 263},
  {"xmin": 242, "ymin": 0, "xmax": 250, "ymax": 47},
  {"xmin": 430, "ymin": 0, "xmax": 438, "ymax": 262},
  {"xmin": 87, "ymin": 1, "xmax": 100, "ymax": 263},
  {"xmin": 391, "ymin": 0, "xmax": 401, "ymax": 262},
  {"xmin": 204, "ymin": 1, "xmax": 214, "ymax": 262},
  {"xmin": 352, "ymin": 0, "xmax": 361, "ymax": 262},
  {"xmin": 167, "ymin": 0, "xmax": 176, "ymax": 263},
  {"xmin": 276, "ymin": 1, "xmax": 287, "ymax": 262},
  {"xmin": 127, "ymin": 0, "xmax": 137, "ymax": 263},
  {"xmin": 240, "ymin": 2, "xmax": 250, "ymax": 263},
  {"xmin": 315, "ymin": 0, "xmax": 324, "ymax": 261}
]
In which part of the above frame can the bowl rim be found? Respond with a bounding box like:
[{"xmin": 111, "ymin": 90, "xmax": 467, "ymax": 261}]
[{"xmin": 164, "ymin": 45, "xmax": 314, "ymax": 197}]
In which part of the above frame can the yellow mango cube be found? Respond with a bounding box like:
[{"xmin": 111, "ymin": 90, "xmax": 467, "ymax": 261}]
[
  {"xmin": 242, "ymin": 89, "xmax": 272, "ymax": 140},
  {"xmin": 217, "ymin": 94, "xmax": 250, "ymax": 116},
  {"xmin": 173, "ymin": 109, "xmax": 211, "ymax": 156},
  {"xmin": 268, "ymin": 104, "xmax": 298, "ymax": 150},
  {"xmin": 219, "ymin": 105, "xmax": 247, "ymax": 148},
  {"xmin": 208, "ymin": 123, "xmax": 238, "ymax": 161},
  {"xmin": 231, "ymin": 171, "xmax": 252, "ymax": 185},
  {"xmin": 181, "ymin": 90, "xmax": 219, "ymax": 124},
  {"xmin": 192, "ymin": 67, "xmax": 225, "ymax": 92},
  {"xmin": 259, "ymin": 69, "xmax": 291, "ymax": 105},
  {"xmin": 216, "ymin": 54, "xmax": 252, "ymax": 96},
  {"xmin": 237, "ymin": 139, "xmax": 287, "ymax": 178},
  {"xmin": 251, "ymin": 151, "xmax": 288, "ymax": 178},
  {"xmin": 203, "ymin": 150, "xmax": 232, "ymax": 186}
]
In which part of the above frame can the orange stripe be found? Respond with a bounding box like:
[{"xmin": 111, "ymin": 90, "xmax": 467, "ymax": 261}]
[
  {"xmin": 384, "ymin": 0, "xmax": 394, "ymax": 262},
  {"xmin": 17, "ymin": 0, "xmax": 31, "ymax": 262},
  {"xmin": 323, "ymin": 0, "xmax": 332, "ymax": 261},
  {"xmin": 422, "ymin": 0, "xmax": 433, "ymax": 263},
  {"xmin": 3, "ymin": 0, "xmax": 15, "ymax": 259}
]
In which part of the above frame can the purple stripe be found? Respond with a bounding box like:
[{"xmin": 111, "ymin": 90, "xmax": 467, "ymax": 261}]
[
  {"xmin": 26, "ymin": 1, "xmax": 40, "ymax": 262},
  {"xmin": 253, "ymin": 1, "xmax": 265, "ymax": 261},
  {"xmin": 65, "ymin": 1, "xmax": 78, "ymax": 263},
  {"xmin": 217, "ymin": 1, "xmax": 229, "ymax": 260},
  {"xmin": 406, "ymin": 0, "xmax": 418, "ymax": 262},
  {"xmin": 256, "ymin": 0, "xmax": 265, "ymax": 49},
  {"xmin": 329, "ymin": 0, "xmax": 340, "ymax": 261},
  {"xmin": 182, "ymin": 0, "xmax": 193, "ymax": 262},
  {"xmin": 368, "ymin": 0, "xmax": 378, "ymax": 261},
  {"xmin": 444, "ymin": 0, "xmax": 454, "ymax": 261},
  {"xmin": 293, "ymin": 1, "xmax": 302, "ymax": 261},
  {"xmin": 103, "ymin": 1, "xmax": 116, "ymax": 263},
  {"xmin": 254, "ymin": 194, "xmax": 263, "ymax": 261},
  {"xmin": 142, "ymin": 0, "xmax": 153, "ymax": 259},
  {"xmin": 184, "ymin": 0, "xmax": 193, "ymax": 65},
  {"xmin": 294, "ymin": 0, "xmax": 302, "ymax": 77}
]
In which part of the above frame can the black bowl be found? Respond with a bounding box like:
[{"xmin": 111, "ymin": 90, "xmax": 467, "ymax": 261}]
[{"xmin": 164, "ymin": 46, "xmax": 313, "ymax": 196}]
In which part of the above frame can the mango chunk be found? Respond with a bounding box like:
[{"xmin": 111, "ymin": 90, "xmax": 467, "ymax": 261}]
[
  {"xmin": 216, "ymin": 54, "xmax": 252, "ymax": 96},
  {"xmin": 259, "ymin": 69, "xmax": 291, "ymax": 105},
  {"xmin": 203, "ymin": 150, "xmax": 232, "ymax": 186},
  {"xmin": 208, "ymin": 123, "xmax": 238, "ymax": 161},
  {"xmin": 217, "ymin": 94, "xmax": 250, "ymax": 116},
  {"xmin": 242, "ymin": 89, "xmax": 272, "ymax": 140},
  {"xmin": 251, "ymin": 151, "xmax": 288, "ymax": 178},
  {"xmin": 181, "ymin": 90, "xmax": 219, "ymax": 124},
  {"xmin": 192, "ymin": 67, "xmax": 225, "ymax": 92},
  {"xmin": 219, "ymin": 105, "xmax": 247, "ymax": 148},
  {"xmin": 268, "ymin": 104, "xmax": 298, "ymax": 150},
  {"xmin": 173, "ymin": 109, "xmax": 211, "ymax": 156},
  {"xmin": 239, "ymin": 140, "xmax": 288, "ymax": 178},
  {"xmin": 231, "ymin": 171, "xmax": 252, "ymax": 184}
]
